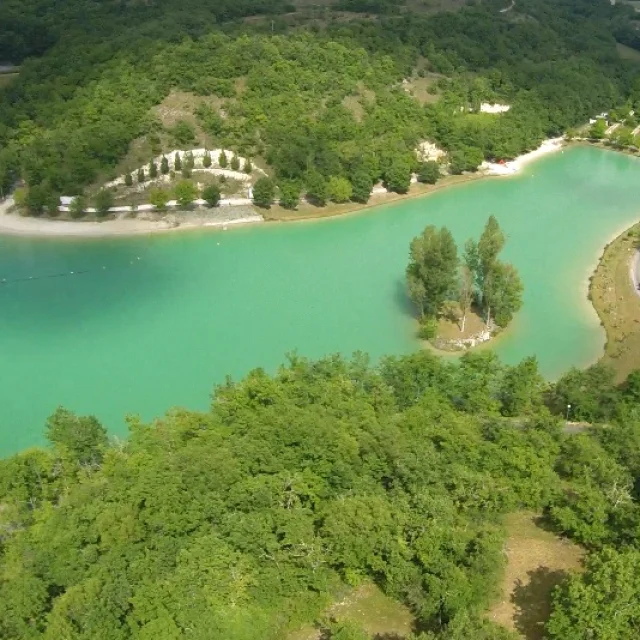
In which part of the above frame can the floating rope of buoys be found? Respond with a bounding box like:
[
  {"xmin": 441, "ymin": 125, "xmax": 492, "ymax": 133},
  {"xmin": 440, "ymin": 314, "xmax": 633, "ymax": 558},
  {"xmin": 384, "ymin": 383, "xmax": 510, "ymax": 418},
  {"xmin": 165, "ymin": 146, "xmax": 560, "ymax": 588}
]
[{"xmin": 0, "ymin": 257, "xmax": 142, "ymax": 286}]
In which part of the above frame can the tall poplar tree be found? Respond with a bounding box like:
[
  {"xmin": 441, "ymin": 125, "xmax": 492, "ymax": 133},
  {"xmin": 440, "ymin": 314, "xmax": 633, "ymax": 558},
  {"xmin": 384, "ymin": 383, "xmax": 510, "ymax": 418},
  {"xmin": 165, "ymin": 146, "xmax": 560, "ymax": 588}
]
[{"xmin": 406, "ymin": 225, "xmax": 458, "ymax": 319}]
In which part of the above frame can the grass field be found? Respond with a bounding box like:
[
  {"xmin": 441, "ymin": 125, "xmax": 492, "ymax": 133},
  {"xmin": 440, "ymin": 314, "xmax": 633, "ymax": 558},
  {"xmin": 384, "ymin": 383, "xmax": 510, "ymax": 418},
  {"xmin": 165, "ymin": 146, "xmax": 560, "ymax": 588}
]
[
  {"xmin": 616, "ymin": 42, "xmax": 640, "ymax": 63},
  {"xmin": 488, "ymin": 512, "xmax": 584, "ymax": 640},
  {"xmin": 0, "ymin": 72, "xmax": 18, "ymax": 88},
  {"xmin": 289, "ymin": 583, "xmax": 415, "ymax": 640},
  {"xmin": 589, "ymin": 223, "xmax": 640, "ymax": 382}
]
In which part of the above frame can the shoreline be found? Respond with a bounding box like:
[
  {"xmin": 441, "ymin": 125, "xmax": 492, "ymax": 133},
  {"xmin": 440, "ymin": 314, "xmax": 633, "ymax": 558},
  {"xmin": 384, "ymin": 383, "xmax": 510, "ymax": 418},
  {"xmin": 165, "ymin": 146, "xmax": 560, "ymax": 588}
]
[
  {"xmin": 0, "ymin": 138, "xmax": 565, "ymax": 239},
  {"xmin": 0, "ymin": 199, "xmax": 263, "ymax": 238},
  {"xmin": 587, "ymin": 220, "xmax": 640, "ymax": 380}
]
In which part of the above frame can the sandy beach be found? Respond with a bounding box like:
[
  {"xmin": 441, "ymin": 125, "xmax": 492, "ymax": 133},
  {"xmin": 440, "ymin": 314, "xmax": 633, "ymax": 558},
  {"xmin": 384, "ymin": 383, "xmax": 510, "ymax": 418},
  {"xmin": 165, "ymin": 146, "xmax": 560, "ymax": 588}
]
[
  {"xmin": 0, "ymin": 198, "xmax": 262, "ymax": 237},
  {"xmin": 0, "ymin": 138, "xmax": 566, "ymax": 239},
  {"xmin": 480, "ymin": 137, "xmax": 565, "ymax": 175}
]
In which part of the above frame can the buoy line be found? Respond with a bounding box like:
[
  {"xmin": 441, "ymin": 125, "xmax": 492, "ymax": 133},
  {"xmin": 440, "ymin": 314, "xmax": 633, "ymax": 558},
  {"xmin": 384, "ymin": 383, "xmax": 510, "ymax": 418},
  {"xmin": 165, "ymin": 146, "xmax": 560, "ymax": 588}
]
[{"xmin": 0, "ymin": 257, "xmax": 142, "ymax": 286}]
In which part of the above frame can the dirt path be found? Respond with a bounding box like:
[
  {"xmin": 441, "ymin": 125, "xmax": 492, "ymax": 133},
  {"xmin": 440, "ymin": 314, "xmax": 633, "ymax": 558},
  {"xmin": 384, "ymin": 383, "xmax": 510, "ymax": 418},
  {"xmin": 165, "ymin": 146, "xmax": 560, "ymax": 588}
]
[
  {"xmin": 630, "ymin": 249, "xmax": 640, "ymax": 297},
  {"xmin": 488, "ymin": 512, "xmax": 584, "ymax": 640}
]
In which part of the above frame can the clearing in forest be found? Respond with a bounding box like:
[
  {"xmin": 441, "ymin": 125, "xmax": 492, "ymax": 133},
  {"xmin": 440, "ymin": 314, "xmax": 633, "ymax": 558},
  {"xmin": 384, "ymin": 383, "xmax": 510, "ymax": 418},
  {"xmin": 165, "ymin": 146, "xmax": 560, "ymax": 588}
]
[
  {"xmin": 488, "ymin": 512, "xmax": 584, "ymax": 640},
  {"xmin": 289, "ymin": 583, "xmax": 415, "ymax": 640}
]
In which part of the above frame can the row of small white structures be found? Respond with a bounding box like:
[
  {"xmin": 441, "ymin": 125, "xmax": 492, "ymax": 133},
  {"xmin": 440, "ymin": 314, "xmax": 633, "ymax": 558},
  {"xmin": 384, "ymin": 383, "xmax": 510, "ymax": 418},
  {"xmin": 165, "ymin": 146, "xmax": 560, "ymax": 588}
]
[
  {"xmin": 59, "ymin": 148, "xmax": 263, "ymax": 213},
  {"xmin": 103, "ymin": 148, "xmax": 264, "ymax": 191},
  {"xmin": 58, "ymin": 197, "xmax": 253, "ymax": 215}
]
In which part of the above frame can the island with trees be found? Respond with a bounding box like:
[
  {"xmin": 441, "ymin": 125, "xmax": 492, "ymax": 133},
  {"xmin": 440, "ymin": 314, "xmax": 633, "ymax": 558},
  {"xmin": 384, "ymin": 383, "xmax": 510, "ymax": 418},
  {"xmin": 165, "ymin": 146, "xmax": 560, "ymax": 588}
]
[{"xmin": 407, "ymin": 216, "xmax": 523, "ymax": 349}]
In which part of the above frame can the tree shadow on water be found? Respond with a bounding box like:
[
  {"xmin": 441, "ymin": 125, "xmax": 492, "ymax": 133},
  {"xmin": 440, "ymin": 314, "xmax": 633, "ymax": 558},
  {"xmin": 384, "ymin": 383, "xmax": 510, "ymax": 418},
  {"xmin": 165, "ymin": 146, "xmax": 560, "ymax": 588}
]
[
  {"xmin": 511, "ymin": 567, "xmax": 569, "ymax": 640},
  {"xmin": 393, "ymin": 279, "xmax": 415, "ymax": 319}
]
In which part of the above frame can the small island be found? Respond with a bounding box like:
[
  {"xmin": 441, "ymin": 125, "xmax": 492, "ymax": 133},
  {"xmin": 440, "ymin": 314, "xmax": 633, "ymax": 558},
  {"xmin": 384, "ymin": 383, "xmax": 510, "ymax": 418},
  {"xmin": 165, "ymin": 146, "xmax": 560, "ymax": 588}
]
[{"xmin": 406, "ymin": 215, "xmax": 523, "ymax": 350}]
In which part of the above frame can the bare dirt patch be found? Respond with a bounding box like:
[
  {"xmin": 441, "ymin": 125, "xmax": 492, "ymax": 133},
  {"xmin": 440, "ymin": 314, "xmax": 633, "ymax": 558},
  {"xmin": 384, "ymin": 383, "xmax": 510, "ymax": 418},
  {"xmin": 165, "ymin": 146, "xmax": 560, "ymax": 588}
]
[
  {"xmin": 152, "ymin": 91, "xmax": 224, "ymax": 129},
  {"xmin": 436, "ymin": 304, "xmax": 486, "ymax": 340},
  {"xmin": 488, "ymin": 512, "xmax": 584, "ymax": 640},
  {"xmin": 616, "ymin": 42, "xmax": 640, "ymax": 63},
  {"xmin": 590, "ymin": 223, "xmax": 640, "ymax": 382},
  {"xmin": 404, "ymin": 75, "xmax": 441, "ymax": 104}
]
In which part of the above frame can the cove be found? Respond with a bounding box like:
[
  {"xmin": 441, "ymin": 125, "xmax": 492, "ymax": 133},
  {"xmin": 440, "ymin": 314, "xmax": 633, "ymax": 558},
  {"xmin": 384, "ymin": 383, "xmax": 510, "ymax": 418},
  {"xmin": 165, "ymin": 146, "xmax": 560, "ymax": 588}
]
[{"xmin": 2, "ymin": 145, "xmax": 640, "ymax": 455}]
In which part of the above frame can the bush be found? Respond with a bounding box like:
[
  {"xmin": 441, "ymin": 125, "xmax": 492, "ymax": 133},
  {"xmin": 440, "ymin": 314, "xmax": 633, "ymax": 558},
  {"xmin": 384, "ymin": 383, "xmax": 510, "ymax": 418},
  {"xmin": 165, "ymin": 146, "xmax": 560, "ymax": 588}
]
[
  {"xmin": 230, "ymin": 155, "xmax": 240, "ymax": 171},
  {"xmin": 219, "ymin": 151, "xmax": 228, "ymax": 168},
  {"xmin": 94, "ymin": 189, "xmax": 114, "ymax": 217},
  {"xmin": 202, "ymin": 152, "xmax": 212, "ymax": 168},
  {"xmin": 171, "ymin": 120, "xmax": 196, "ymax": 145},
  {"xmin": 125, "ymin": 173, "xmax": 133, "ymax": 187},
  {"xmin": 418, "ymin": 161, "xmax": 440, "ymax": 184},
  {"xmin": 328, "ymin": 176, "xmax": 353, "ymax": 203},
  {"xmin": 417, "ymin": 316, "xmax": 439, "ymax": 340},
  {"xmin": 202, "ymin": 184, "xmax": 221, "ymax": 207},
  {"xmin": 252, "ymin": 177, "xmax": 275, "ymax": 208}
]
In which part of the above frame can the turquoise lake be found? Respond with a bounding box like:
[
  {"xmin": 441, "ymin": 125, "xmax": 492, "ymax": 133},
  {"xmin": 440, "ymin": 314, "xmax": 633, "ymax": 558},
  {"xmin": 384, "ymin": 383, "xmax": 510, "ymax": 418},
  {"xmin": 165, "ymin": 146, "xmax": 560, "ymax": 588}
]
[{"xmin": 1, "ymin": 145, "xmax": 640, "ymax": 455}]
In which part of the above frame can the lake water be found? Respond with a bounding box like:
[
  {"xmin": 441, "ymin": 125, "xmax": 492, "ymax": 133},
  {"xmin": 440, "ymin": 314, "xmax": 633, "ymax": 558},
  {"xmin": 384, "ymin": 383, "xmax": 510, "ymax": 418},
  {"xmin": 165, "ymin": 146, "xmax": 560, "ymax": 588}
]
[{"xmin": 2, "ymin": 145, "xmax": 640, "ymax": 455}]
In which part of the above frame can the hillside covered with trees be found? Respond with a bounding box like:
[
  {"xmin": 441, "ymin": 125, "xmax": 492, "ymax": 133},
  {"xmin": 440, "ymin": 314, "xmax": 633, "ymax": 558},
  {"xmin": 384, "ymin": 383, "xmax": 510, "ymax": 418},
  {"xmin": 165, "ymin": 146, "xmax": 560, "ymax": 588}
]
[
  {"xmin": 2, "ymin": 0, "xmax": 640, "ymax": 212},
  {"xmin": 1, "ymin": 352, "xmax": 640, "ymax": 639}
]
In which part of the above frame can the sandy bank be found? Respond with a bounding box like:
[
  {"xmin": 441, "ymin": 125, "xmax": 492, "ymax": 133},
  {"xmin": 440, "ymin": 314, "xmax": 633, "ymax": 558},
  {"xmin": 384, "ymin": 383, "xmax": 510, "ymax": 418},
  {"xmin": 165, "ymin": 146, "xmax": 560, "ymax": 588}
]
[
  {"xmin": 0, "ymin": 199, "xmax": 262, "ymax": 238},
  {"xmin": 481, "ymin": 137, "xmax": 565, "ymax": 176}
]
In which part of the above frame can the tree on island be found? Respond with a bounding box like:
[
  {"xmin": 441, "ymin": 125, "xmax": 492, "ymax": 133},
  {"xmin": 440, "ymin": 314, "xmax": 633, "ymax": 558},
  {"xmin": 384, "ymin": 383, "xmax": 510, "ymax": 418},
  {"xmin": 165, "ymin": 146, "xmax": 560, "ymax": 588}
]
[
  {"xmin": 464, "ymin": 216, "xmax": 523, "ymax": 327},
  {"xmin": 406, "ymin": 225, "xmax": 458, "ymax": 320},
  {"xmin": 201, "ymin": 185, "xmax": 220, "ymax": 207},
  {"xmin": 252, "ymin": 177, "xmax": 275, "ymax": 208},
  {"xmin": 173, "ymin": 180, "xmax": 198, "ymax": 208},
  {"xmin": 458, "ymin": 264, "xmax": 474, "ymax": 333}
]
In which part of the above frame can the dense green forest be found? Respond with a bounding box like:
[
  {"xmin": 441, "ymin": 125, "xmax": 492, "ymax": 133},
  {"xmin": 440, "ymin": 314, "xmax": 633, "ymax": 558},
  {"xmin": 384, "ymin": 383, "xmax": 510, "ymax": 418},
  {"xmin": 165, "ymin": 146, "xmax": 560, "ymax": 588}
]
[
  {"xmin": 1, "ymin": 0, "xmax": 640, "ymax": 211},
  {"xmin": 1, "ymin": 351, "xmax": 640, "ymax": 639}
]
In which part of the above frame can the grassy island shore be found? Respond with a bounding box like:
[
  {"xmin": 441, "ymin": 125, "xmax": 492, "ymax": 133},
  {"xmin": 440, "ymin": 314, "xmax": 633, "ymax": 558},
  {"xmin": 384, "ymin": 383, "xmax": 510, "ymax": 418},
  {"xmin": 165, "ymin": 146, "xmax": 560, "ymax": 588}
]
[{"xmin": 589, "ymin": 222, "xmax": 640, "ymax": 381}]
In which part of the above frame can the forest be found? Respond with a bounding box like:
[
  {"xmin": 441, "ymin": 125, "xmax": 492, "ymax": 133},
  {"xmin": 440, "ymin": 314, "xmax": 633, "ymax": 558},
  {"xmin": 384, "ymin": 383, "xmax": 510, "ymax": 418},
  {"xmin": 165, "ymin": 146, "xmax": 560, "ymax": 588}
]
[
  {"xmin": 2, "ymin": 0, "xmax": 640, "ymax": 212},
  {"xmin": 1, "ymin": 352, "xmax": 640, "ymax": 638}
]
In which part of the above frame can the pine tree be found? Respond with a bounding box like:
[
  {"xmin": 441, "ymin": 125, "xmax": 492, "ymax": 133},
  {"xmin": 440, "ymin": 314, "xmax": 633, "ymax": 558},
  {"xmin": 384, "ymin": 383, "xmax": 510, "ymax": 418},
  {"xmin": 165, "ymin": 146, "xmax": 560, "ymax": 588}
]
[
  {"xmin": 174, "ymin": 152, "xmax": 182, "ymax": 171},
  {"xmin": 230, "ymin": 155, "xmax": 240, "ymax": 171},
  {"xmin": 149, "ymin": 162, "xmax": 158, "ymax": 179},
  {"xmin": 160, "ymin": 156, "xmax": 170, "ymax": 175},
  {"xmin": 125, "ymin": 173, "xmax": 133, "ymax": 187},
  {"xmin": 202, "ymin": 151, "xmax": 212, "ymax": 168},
  {"xmin": 243, "ymin": 158, "xmax": 253, "ymax": 173},
  {"xmin": 218, "ymin": 151, "xmax": 228, "ymax": 168},
  {"xmin": 137, "ymin": 167, "xmax": 145, "ymax": 183}
]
